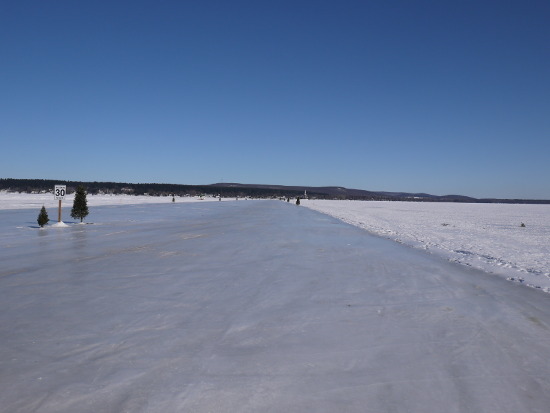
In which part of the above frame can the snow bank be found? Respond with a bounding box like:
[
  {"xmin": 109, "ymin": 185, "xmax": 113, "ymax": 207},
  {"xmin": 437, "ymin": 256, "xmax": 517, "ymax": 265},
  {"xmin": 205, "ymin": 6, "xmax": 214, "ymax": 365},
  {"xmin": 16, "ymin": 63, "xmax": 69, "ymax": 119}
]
[
  {"xmin": 0, "ymin": 191, "xmax": 220, "ymax": 210},
  {"xmin": 50, "ymin": 221, "xmax": 69, "ymax": 228},
  {"xmin": 302, "ymin": 199, "xmax": 550, "ymax": 292}
]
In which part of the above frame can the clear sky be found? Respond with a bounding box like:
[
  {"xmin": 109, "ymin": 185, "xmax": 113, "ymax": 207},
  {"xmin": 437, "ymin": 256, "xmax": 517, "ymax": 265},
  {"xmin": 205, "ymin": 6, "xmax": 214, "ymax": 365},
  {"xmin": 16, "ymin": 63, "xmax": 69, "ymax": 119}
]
[{"xmin": 1, "ymin": 1, "xmax": 549, "ymax": 199}]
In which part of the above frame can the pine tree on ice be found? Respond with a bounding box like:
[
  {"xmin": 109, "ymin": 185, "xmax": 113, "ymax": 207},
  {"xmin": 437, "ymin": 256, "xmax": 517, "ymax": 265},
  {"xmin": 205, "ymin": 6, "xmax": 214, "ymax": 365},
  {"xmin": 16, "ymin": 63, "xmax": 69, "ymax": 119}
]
[
  {"xmin": 71, "ymin": 185, "xmax": 89, "ymax": 222},
  {"xmin": 37, "ymin": 206, "xmax": 49, "ymax": 227}
]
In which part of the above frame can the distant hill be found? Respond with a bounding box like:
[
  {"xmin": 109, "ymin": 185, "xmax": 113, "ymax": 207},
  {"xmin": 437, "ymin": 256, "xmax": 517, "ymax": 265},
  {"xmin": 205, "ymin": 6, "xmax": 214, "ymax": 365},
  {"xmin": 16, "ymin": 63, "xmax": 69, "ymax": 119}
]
[
  {"xmin": 211, "ymin": 183, "xmax": 549, "ymax": 204},
  {"xmin": 1, "ymin": 178, "xmax": 549, "ymax": 204}
]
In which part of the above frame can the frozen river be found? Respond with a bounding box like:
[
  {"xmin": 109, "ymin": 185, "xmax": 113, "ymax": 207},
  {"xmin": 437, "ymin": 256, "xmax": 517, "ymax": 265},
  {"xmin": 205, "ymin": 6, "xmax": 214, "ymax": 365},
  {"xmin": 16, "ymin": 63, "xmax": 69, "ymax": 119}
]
[
  {"xmin": 1, "ymin": 201, "xmax": 550, "ymax": 412},
  {"xmin": 302, "ymin": 199, "xmax": 550, "ymax": 292}
]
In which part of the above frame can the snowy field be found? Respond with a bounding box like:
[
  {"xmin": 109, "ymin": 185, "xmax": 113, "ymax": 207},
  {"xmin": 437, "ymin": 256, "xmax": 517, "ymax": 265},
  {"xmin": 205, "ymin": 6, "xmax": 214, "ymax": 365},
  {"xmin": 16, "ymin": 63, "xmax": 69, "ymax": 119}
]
[
  {"xmin": 2, "ymin": 198, "xmax": 550, "ymax": 412},
  {"xmin": 0, "ymin": 190, "xmax": 220, "ymax": 211},
  {"xmin": 302, "ymin": 200, "xmax": 550, "ymax": 293}
]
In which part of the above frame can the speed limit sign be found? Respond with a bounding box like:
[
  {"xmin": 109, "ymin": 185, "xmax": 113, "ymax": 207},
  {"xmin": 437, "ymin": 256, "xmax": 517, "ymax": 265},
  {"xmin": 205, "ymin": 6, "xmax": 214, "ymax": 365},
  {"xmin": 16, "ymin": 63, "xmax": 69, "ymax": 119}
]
[{"xmin": 54, "ymin": 185, "xmax": 66, "ymax": 200}]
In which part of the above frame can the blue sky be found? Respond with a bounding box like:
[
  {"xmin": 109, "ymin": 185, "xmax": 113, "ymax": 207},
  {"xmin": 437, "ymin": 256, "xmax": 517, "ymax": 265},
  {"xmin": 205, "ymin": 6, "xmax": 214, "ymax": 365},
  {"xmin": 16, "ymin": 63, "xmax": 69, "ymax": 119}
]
[{"xmin": 1, "ymin": 0, "xmax": 549, "ymax": 199}]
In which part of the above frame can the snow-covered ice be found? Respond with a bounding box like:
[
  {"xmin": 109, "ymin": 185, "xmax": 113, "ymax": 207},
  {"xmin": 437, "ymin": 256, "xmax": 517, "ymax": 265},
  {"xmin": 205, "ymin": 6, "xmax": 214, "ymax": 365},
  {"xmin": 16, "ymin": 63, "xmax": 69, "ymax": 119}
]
[
  {"xmin": 303, "ymin": 200, "xmax": 550, "ymax": 292},
  {"xmin": 0, "ymin": 190, "xmax": 219, "ymax": 211},
  {"xmin": 1, "ymin": 200, "xmax": 550, "ymax": 412}
]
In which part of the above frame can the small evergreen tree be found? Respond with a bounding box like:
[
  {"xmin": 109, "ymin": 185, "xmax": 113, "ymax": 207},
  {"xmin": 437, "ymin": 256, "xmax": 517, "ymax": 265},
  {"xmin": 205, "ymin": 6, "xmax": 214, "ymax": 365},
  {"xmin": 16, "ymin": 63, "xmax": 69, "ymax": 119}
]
[
  {"xmin": 296, "ymin": 197, "xmax": 300, "ymax": 205},
  {"xmin": 71, "ymin": 185, "xmax": 89, "ymax": 222},
  {"xmin": 37, "ymin": 206, "xmax": 49, "ymax": 227}
]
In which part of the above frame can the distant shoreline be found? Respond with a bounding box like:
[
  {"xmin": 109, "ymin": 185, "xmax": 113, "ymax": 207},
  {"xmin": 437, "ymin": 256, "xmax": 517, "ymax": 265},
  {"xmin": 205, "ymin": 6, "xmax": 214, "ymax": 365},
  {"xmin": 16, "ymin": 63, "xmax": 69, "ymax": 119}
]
[{"xmin": 1, "ymin": 178, "xmax": 549, "ymax": 204}]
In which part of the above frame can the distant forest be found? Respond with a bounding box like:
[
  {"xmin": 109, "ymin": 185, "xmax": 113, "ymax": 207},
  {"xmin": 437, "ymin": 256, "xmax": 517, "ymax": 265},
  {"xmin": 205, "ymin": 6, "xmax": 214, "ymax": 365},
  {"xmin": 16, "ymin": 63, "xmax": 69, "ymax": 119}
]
[
  {"xmin": 1, "ymin": 179, "xmax": 549, "ymax": 204},
  {"xmin": 0, "ymin": 178, "xmax": 325, "ymax": 199}
]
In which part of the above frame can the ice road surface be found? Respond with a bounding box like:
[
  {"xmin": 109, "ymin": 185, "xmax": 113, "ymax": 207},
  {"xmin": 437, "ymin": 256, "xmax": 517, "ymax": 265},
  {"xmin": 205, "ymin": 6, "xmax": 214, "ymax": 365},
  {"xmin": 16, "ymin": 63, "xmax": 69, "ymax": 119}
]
[
  {"xmin": 2, "ymin": 201, "xmax": 550, "ymax": 412},
  {"xmin": 303, "ymin": 200, "xmax": 550, "ymax": 292}
]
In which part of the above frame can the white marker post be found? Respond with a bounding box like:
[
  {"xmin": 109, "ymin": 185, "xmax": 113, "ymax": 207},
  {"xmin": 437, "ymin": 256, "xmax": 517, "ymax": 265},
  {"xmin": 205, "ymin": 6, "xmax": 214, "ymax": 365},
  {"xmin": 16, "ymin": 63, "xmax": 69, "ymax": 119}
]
[{"xmin": 54, "ymin": 185, "xmax": 66, "ymax": 222}]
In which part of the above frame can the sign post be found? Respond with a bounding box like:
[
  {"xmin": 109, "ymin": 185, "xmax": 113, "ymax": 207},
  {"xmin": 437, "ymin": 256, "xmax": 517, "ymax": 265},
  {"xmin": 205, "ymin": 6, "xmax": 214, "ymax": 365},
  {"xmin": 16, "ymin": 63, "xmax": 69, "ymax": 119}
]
[{"xmin": 54, "ymin": 185, "xmax": 66, "ymax": 222}]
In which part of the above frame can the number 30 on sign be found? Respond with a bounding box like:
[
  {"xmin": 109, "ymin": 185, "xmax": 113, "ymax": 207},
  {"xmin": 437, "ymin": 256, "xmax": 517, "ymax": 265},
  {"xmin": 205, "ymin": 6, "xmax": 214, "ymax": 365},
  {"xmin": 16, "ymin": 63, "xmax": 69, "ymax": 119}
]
[{"xmin": 54, "ymin": 185, "xmax": 66, "ymax": 200}]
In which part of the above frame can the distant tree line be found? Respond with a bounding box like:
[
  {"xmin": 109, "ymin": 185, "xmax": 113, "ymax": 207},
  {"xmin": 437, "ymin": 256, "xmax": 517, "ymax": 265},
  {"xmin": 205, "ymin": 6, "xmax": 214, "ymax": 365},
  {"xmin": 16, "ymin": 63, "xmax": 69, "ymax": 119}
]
[
  {"xmin": 1, "ymin": 178, "xmax": 548, "ymax": 204},
  {"xmin": 0, "ymin": 178, "xmax": 327, "ymax": 200},
  {"xmin": 0, "ymin": 179, "xmax": 406, "ymax": 200}
]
